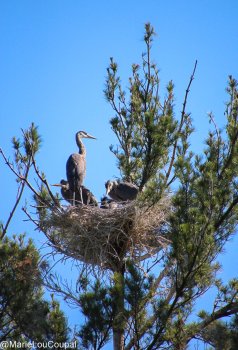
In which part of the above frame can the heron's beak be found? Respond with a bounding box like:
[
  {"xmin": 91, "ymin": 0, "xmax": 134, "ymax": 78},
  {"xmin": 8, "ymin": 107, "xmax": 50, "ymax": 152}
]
[
  {"xmin": 52, "ymin": 183, "xmax": 69, "ymax": 190},
  {"xmin": 86, "ymin": 133, "xmax": 96, "ymax": 140},
  {"xmin": 105, "ymin": 182, "xmax": 109, "ymax": 195}
]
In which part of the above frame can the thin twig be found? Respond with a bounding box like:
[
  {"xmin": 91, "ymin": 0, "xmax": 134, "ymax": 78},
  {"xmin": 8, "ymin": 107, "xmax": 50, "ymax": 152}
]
[
  {"xmin": 165, "ymin": 60, "xmax": 198, "ymax": 185},
  {"xmin": 21, "ymin": 128, "xmax": 59, "ymax": 206},
  {"xmin": 0, "ymin": 149, "xmax": 31, "ymax": 239}
]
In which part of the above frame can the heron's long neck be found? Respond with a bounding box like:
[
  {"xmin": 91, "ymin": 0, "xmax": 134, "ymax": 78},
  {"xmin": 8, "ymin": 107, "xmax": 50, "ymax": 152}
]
[{"xmin": 76, "ymin": 134, "xmax": 86, "ymax": 156}]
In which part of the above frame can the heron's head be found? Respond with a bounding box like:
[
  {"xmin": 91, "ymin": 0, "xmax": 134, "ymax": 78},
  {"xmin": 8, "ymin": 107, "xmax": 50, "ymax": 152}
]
[
  {"xmin": 101, "ymin": 196, "xmax": 108, "ymax": 204},
  {"xmin": 60, "ymin": 179, "xmax": 69, "ymax": 189},
  {"xmin": 76, "ymin": 131, "xmax": 96, "ymax": 140},
  {"xmin": 52, "ymin": 179, "xmax": 69, "ymax": 190},
  {"xmin": 105, "ymin": 180, "xmax": 118, "ymax": 195}
]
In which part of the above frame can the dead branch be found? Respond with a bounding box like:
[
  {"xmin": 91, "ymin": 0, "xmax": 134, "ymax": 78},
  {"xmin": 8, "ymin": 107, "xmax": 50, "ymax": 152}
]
[
  {"xmin": 0, "ymin": 149, "xmax": 31, "ymax": 239},
  {"xmin": 165, "ymin": 60, "xmax": 198, "ymax": 186}
]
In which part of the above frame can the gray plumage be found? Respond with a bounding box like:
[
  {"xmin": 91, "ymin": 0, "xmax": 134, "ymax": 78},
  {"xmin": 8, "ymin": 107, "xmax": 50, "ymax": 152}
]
[
  {"xmin": 66, "ymin": 130, "xmax": 96, "ymax": 203},
  {"xmin": 53, "ymin": 180, "xmax": 98, "ymax": 206},
  {"xmin": 105, "ymin": 180, "xmax": 139, "ymax": 202}
]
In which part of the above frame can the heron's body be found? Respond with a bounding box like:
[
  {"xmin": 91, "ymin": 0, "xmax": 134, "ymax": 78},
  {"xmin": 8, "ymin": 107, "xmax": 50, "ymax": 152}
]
[
  {"xmin": 81, "ymin": 186, "xmax": 98, "ymax": 206},
  {"xmin": 66, "ymin": 131, "xmax": 96, "ymax": 204},
  {"xmin": 105, "ymin": 180, "xmax": 139, "ymax": 202},
  {"xmin": 53, "ymin": 180, "xmax": 98, "ymax": 206},
  {"xmin": 66, "ymin": 153, "xmax": 86, "ymax": 194}
]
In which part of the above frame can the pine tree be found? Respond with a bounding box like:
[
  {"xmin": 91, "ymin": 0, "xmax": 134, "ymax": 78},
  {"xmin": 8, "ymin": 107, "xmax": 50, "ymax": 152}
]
[
  {"xmin": 0, "ymin": 235, "xmax": 70, "ymax": 343},
  {"xmin": 1, "ymin": 23, "xmax": 238, "ymax": 350}
]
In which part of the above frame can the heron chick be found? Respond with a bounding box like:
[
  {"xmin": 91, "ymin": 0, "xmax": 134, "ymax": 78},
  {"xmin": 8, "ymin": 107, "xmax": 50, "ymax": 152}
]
[
  {"xmin": 105, "ymin": 180, "xmax": 139, "ymax": 202},
  {"xmin": 53, "ymin": 179, "xmax": 98, "ymax": 207},
  {"xmin": 100, "ymin": 196, "xmax": 118, "ymax": 209}
]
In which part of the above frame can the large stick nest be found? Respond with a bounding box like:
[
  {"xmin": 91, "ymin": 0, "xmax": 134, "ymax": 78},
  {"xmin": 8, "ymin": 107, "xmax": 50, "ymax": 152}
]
[{"xmin": 41, "ymin": 197, "xmax": 171, "ymax": 271}]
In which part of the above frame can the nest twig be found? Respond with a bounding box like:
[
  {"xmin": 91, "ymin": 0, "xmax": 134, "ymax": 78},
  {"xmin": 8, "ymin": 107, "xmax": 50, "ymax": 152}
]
[{"xmin": 39, "ymin": 197, "xmax": 171, "ymax": 271}]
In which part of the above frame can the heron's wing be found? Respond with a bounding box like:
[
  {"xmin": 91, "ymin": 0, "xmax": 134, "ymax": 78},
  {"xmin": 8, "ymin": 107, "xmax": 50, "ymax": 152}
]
[
  {"xmin": 66, "ymin": 154, "xmax": 86, "ymax": 190},
  {"xmin": 81, "ymin": 186, "xmax": 98, "ymax": 206},
  {"xmin": 117, "ymin": 182, "xmax": 139, "ymax": 200}
]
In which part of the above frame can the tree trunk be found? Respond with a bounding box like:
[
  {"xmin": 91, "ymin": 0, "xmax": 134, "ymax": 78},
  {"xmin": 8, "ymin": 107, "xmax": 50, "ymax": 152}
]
[
  {"xmin": 113, "ymin": 330, "xmax": 124, "ymax": 350},
  {"xmin": 112, "ymin": 268, "xmax": 125, "ymax": 350}
]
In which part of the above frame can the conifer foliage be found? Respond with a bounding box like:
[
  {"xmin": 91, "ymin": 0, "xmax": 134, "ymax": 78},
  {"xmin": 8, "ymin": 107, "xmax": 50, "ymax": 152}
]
[
  {"xmin": 0, "ymin": 235, "xmax": 69, "ymax": 342},
  {"xmin": 1, "ymin": 23, "xmax": 238, "ymax": 349}
]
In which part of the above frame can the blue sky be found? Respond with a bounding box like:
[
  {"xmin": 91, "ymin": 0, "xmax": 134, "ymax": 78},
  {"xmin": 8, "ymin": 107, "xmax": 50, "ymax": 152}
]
[{"xmin": 1, "ymin": 0, "xmax": 238, "ymax": 347}]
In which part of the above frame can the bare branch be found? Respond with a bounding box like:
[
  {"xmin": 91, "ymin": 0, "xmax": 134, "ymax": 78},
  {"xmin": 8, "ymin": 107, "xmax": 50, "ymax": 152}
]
[
  {"xmin": 165, "ymin": 60, "xmax": 198, "ymax": 185},
  {"xmin": 0, "ymin": 148, "xmax": 31, "ymax": 239}
]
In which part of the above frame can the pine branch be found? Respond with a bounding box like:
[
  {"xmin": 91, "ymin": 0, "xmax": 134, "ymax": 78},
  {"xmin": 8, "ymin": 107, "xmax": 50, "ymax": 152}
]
[
  {"xmin": 218, "ymin": 127, "xmax": 238, "ymax": 181},
  {"xmin": 165, "ymin": 60, "xmax": 197, "ymax": 185},
  {"xmin": 31, "ymin": 155, "xmax": 59, "ymax": 206},
  {"xmin": 0, "ymin": 148, "xmax": 30, "ymax": 239},
  {"xmin": 0, "ymin": 147, "xmax": 43, "ymax": 202},
  {"xmin": 214, "ymin": 195, "xmax": 238, "ymax": 230},
  {"xmin": 21, "ymin": 127, "xmax": 59, "ymax": 206},
  {"xmin": 187, "ymin": 301, "xmax": 238, "ymax": 344}
]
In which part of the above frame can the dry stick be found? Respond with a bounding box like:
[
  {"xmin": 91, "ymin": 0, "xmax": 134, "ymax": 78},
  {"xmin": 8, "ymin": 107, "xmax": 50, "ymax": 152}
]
[
  {"xmin": 165, "ymin": 60, "xmax": 198, "ymax": 187},
  {"xmin": 44, "ymin": 278, "xmax": 80, "ymax": 306},
  {"xmin": 42, "ymin": 256, "xmax": 66, "ymax": 281},
  {"xmin": 134, "ymin": 248, "xmax": 162, "ymax": 263},
  {"xmin": 22, "ymin": 206, "xmax": 41, "ymax": 228},
  {"xmin": 208, "ymin": 112, "xmax": 219, "ymax": 139}
]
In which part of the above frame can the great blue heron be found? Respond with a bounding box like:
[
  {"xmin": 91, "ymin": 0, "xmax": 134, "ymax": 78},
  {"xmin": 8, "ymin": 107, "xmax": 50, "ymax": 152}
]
[
  {"xmin": 100, "ymin": 196, "xmax": 118, "ymax": 209},
  {"xmin": 66, "ymin": 131, "xmax": 96, "ymax": 204},
  {"xmin": 105, "ymin": 180, "xmax": 139, "ymax": 201},
  {"xmin": 52, "ymin": 180, "xmax": 98, "ymax": 206}
]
